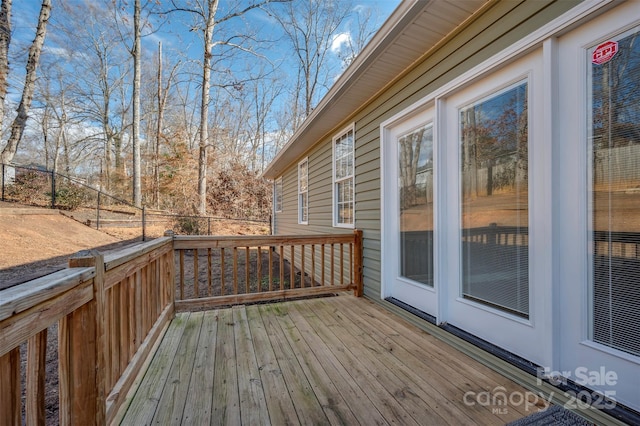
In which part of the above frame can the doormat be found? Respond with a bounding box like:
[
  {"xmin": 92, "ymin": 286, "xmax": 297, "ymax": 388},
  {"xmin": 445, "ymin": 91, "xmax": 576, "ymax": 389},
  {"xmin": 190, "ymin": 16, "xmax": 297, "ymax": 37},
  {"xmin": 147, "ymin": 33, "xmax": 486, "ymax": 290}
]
[{"xmin": 506, "ymin": 405, "xmax": 592, "ymax": 426}]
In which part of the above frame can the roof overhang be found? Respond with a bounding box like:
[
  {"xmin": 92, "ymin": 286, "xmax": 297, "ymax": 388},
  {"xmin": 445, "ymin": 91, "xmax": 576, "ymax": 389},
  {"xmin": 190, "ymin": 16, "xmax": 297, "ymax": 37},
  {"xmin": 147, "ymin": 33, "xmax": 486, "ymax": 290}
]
[{"xmin": 262, "ymin": 0, "xmax": 489, "ymax": 179}]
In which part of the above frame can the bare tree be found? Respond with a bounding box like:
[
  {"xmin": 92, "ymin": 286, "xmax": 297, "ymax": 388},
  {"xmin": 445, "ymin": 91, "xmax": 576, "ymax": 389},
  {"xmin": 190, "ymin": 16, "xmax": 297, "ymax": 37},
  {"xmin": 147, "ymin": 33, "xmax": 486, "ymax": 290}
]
[
  {"xmin": 132, "ymin": 0, "xmax": 142, "ymax": 206},
  {"xmin": 166, "ymin": 0, "xmax": 289, "ymax": 215},
  {"xmin": 152, "ymin": 41, "xmax": 180, "ymax": 208},
  {"xmin": 55, "ymin": 1, "xmax": 131, "ymax": 192},
  {"xmin": 334, "ymin": 4, "xmax": 378, "ymax": 69},
  {"xmin": 0, "ymin": 0, "xmax": 10, "ymax": 131},
  {"xmin": 0, "ymin": 0, "xmax": 51, "ymax": 164},
  {"xmin": 270, "ymin": 0, "xmax": 351, "ymax": 123}
]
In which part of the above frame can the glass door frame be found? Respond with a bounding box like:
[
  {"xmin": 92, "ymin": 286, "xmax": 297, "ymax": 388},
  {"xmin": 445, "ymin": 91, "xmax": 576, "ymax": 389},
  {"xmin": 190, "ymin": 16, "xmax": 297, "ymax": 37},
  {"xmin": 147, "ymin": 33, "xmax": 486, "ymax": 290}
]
[{"xmin": 380, "ymin": 103, "xmax": 440, "ymax": 318}]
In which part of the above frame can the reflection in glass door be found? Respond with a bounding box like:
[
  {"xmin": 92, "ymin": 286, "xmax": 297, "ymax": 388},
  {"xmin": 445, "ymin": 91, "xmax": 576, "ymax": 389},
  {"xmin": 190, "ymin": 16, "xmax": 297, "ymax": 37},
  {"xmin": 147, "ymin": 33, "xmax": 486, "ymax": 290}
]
[
  {"xmin": 398, "ymin": 124, "xmax": 434, "ymax": 286},
  {"xmin": 588, "ymin": 27, "xmax": 640, "ymax": 357},
  {"xmin": 459, "ymin": 81, "xmax": 529, "ymax": 318}
]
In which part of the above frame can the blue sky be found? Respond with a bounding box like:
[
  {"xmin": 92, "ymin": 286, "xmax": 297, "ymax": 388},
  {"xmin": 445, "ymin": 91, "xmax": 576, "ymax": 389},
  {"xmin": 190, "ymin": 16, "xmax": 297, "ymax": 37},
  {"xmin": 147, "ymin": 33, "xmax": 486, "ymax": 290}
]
[
  {"xmin": 7, "ymin": 0, "xmax": 401, "ymax": 168},
  {"xmin": 10, "ymin": 0, "xmax": 401, "ymax": 88}
]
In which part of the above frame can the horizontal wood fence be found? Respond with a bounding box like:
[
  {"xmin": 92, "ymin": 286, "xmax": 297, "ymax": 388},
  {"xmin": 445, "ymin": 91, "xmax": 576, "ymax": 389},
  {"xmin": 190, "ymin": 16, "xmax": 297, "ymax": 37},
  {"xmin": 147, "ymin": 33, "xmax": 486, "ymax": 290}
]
[
  {"xmin": 172, "ymin": 230, "xmax": 363, "ymax": 311},
  {"xmin": 0, "ymin": 230, "xmax": 363, "ymax": 424},
  {"xmin": 0, "ymin": 237, "xmax": 175, "ymax": 426}
]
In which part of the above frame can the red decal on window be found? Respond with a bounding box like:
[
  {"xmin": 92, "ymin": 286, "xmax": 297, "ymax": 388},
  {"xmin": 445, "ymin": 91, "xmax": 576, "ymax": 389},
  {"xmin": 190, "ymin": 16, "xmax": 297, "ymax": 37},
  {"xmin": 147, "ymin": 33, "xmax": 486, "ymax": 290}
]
[{"xmin": 592, "ymin": 41, "xmax": 618, "ymax": 65}]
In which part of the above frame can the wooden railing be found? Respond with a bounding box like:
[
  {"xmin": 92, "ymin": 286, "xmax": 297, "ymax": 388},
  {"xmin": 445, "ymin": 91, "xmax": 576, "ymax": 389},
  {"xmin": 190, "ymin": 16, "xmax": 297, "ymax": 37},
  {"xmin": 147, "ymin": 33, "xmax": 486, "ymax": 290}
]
[
  {"xmin": 0, "ymin": 230, "xmax": 363, "ymax": 424},
  {"xmin": 0, "ymin": 237, "xmax": 175, "ymax": 425},
  {"xmin": 172, "ymin": 230, "xmax": 363, "ymax": 311}
]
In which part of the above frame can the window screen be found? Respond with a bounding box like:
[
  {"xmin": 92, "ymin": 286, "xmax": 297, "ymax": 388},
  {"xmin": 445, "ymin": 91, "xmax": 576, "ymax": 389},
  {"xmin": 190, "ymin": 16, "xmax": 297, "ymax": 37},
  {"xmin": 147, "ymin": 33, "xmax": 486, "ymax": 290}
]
[
  {"xmin": 589, "ymin": 27, "xmax": 640, "ymax": 357},
  {"xmin": 460, "ymin": 81, "xmax": 529, "ymax": 318}
]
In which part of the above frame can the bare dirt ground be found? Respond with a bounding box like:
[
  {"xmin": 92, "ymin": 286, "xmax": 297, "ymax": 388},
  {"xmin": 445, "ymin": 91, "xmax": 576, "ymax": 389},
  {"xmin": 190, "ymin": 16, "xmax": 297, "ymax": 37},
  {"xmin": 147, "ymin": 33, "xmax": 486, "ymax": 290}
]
[
  {"xmin": 0, "ymin": 202, "xmax": 140, "ymax": 289},
  {"xmin": 0, "ymin": 202, "xmax": 270, "ymax": 288}
]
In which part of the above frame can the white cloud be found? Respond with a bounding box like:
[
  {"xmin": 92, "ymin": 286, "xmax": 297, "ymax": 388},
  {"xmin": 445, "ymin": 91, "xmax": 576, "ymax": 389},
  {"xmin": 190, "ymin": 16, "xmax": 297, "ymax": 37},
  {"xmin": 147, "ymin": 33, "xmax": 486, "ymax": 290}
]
[{"xmin": 331, "ymin": 32, "xmax": 352, "ymax": 53}]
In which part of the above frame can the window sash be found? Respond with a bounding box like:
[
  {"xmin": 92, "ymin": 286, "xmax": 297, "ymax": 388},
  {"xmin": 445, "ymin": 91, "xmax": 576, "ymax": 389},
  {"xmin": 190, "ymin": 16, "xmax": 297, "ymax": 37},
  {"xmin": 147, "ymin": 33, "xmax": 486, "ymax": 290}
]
[{"xmin": 334, "ymin": 127, "xmax": 355, "ymax": 226}]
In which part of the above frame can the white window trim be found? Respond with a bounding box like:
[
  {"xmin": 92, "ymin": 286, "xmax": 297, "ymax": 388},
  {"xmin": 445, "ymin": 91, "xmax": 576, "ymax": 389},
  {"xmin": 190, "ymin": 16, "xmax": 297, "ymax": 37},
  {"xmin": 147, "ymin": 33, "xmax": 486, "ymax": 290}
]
[
  {"xmin": 332, "ymin": 123, "xmax": 356, "ymax": 228},
  {"xmin": 298, "ymin": 158, "xmax": 309, "ymax": 225},
  {"xmin": 274, "ymin": 177, "xmax": 283, "ymax": 213}
]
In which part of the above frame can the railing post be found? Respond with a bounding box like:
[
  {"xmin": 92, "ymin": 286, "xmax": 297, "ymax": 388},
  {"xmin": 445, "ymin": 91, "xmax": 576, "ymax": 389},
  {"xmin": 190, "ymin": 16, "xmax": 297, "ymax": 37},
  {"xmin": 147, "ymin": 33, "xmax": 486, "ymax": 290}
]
[
  {"xmin": 353, "ymin": 230, "xmax": 363, "ymax": 297},
  {"xmin": 164, "ymin": 230, "xmax": 177, "ymax": 311},
  {"xmin": 63, "ymin": 250, "xmax": 106, "ymax": 425}
]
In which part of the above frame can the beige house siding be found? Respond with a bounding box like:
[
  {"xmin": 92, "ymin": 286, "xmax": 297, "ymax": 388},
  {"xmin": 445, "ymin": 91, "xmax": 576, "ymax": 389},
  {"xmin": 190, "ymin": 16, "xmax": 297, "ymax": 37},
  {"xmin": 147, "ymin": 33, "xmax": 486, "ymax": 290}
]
[{"xmin": 273, "ymin": 0, "xmax": 580, "ymax": 298}]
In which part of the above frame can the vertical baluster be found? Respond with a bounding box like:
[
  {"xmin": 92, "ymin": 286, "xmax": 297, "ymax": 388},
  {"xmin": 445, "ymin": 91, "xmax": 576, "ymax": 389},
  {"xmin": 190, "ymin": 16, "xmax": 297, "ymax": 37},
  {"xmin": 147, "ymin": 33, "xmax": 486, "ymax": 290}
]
[
  {"xmin": 290, "ymin": 245, "xmax": 295, "ymax": 289},
  {"xmin": 268, "ymin": 248, "xmax": 273, "ymax": 291},
  {"xmin": 311, "ymin": 245, "xmax": 316, "ymax": 287},
  {"xmin": 321, "ymin": 244, "xmax": 325, "ymax": 286},
  {"xmin": 193, "ymin": 249, "xmax": 199, "ymax": 298},
  {"xmin": 340, "ymin": 243, "xmax": 344, "ymax": 285},
  {"xmin": 279, "ymin": 245, "xmax": 285, "ymax": 291},
  {"xmin": 179, "ymin": 250, "xmax": 184, "ymax": 300},
  {"xmin": 110, "ymin": 285, "xmax": 119, "ymax": 387},
  {"xmin": 27, "ymin": 331, "xmax": 47, "ymax": 425},
  {"xmin": 301, "ymin": 245, "xmax": 306, "ymax": 288},
  {"xmin": 233, "ymin": 247, "xmax": 239, "ymax": 295},
  {"xmin": 119, "ymin": 279, "xmax": 129, "ymax": 370},
  {"xmin": 208, "ymin": 248, "xmax": 213, "ymax": 296},
  {"xmin": 220, "ymin": 248, "xmax": 226, "ymax": 296},
  {"xmin": 257, "ymin": 247, "xmax": 263, "ymax": 292},
  {"xmin": 331, "ymin": 243, "xmax": 335, "ymax": 286},
  {"xmin": 245, "ymin": 247, "xmax": 251, "ymax": 293}
]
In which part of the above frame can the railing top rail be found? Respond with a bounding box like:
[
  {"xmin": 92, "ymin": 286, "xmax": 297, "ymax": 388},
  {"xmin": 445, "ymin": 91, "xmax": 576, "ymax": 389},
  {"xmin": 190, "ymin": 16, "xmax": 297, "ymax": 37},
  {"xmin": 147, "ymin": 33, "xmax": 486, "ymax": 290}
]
[
  {"xmin": 172, "ymin": 233, "xmax": 358, "ymax": 249},
  {"xmin": 103, "ymin": 236, "xmax": 173, "ymax": 271},
  {"xmin": 0, "ymin": 267, "xmax": 95, "ymax": 322}
]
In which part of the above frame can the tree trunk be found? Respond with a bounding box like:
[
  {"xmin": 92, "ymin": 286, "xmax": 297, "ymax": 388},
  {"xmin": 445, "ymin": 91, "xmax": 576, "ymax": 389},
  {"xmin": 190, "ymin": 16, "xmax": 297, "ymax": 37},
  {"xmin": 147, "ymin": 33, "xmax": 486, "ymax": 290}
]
[
  {"xmin": 0, "ymin": 0, "xmax": 11, "ymax": 133},
  {"xmin": 154, "ymin": 42, "xmax": 162, "ymax": 209},
  {"xmin": 198, "ymin": 0, "xmax": 218, "ymax": 216},
  {"xmin": 0, "ymin": 0, "xmax": 50, "ymax": 164},
  {"xmin": 131, "ymin": 0, "xmax": 142, "ymax": 207}
]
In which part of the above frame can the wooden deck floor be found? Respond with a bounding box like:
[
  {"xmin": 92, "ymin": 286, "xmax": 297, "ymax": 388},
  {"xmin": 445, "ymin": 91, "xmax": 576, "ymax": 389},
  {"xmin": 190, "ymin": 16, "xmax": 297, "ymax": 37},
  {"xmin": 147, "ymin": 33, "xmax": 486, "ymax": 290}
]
[{"xmin": 118, "ymin": 296, "xmax": 546, "ymax": 425}]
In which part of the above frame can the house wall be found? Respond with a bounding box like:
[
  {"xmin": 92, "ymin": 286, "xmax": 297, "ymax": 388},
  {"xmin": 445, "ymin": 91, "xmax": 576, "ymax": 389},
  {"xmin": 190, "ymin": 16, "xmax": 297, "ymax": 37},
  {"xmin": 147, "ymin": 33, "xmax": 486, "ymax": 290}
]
[{"xmin": 273, "ymin": 0, "xmax": 579, "ymax": 298}]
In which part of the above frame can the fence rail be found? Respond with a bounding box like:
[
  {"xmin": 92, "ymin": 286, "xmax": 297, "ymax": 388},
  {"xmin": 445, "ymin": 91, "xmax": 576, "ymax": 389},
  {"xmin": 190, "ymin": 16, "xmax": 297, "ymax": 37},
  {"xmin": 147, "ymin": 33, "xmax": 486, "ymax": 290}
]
[{"xmin": 0, "ymin": 163, "xmax": 270, "ymax": 240}]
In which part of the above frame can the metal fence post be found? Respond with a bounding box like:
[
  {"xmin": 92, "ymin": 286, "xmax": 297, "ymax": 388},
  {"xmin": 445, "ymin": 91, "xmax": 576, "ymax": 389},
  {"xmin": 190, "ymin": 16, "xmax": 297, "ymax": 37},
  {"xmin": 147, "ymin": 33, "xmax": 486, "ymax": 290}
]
[
  {"xmin": 1, "ymin": 163, "xmax": 5, "ymax": 202},
  {"xmin": 51, "ymin": 170, "xmax": 56, "ymax": 209},
  {"xmin": 142, "ymin": 206, "xmax": 146, "ymax": 241},
  {"xmin": 208, "ymin": 217, "xmax": 211, "ymax": 235}
]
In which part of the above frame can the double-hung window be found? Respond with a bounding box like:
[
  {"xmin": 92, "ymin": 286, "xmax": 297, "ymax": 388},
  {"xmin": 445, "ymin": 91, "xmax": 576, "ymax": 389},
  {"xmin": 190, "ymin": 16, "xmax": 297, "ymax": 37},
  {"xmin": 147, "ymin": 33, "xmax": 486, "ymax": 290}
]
[
  {"xmin": 333, "ymin": 125, "xmax": 355, "ymax": 227},
  {"xmin": 298, "ymin": 158, "xmax": 308, "ymax": 224}
]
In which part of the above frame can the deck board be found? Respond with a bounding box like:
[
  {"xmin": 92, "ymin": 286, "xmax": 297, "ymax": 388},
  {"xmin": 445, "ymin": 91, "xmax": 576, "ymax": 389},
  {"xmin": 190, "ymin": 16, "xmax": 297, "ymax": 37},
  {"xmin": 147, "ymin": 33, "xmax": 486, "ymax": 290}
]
[
  {"xmin": 181, "ymin": 310, "xmax": 217, "ymax": 424},
  {"xmin": 119, "ymin": 296, "xmax": 544, "ymax": 425}
]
